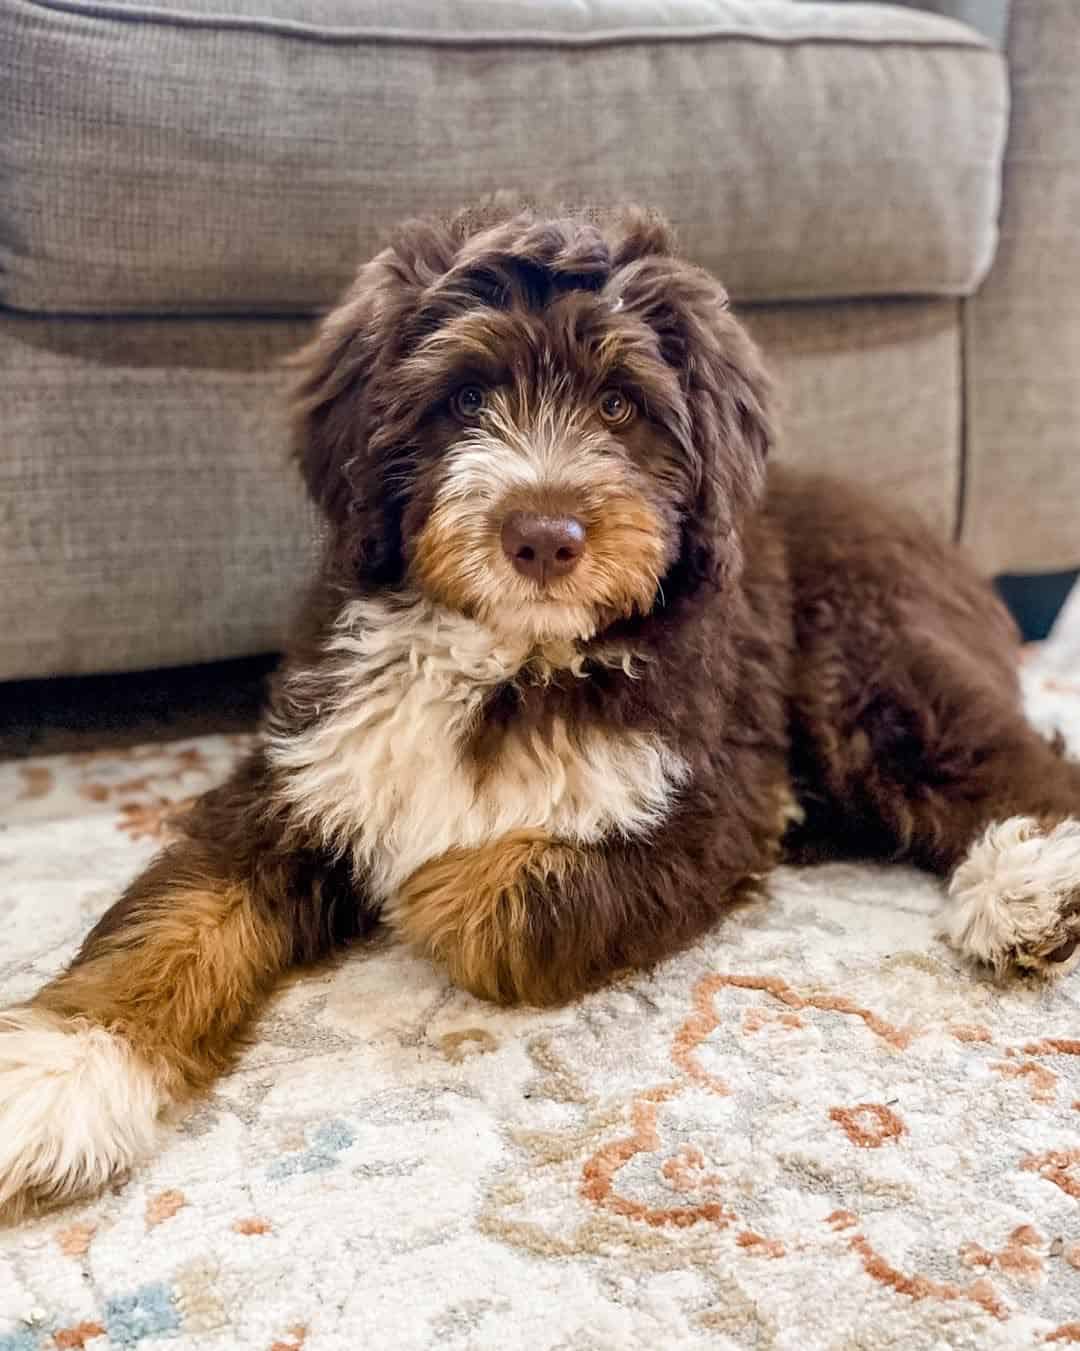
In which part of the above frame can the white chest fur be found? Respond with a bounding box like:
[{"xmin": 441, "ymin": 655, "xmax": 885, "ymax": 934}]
[{"xmin": 267, "ymin": 597, "xmax": 687, "ymax": 901}]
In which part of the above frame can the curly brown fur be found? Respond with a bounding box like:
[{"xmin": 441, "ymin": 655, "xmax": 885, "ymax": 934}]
[{"xmin": 3, "ymin": 204, "xmax": 1079, "ymax": 1220}]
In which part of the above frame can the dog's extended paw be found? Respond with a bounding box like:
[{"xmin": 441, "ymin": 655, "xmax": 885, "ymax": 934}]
[
  {"xmin": 0, "ymin": 1007, "xmax": 164, "ymax": 1221},
  {"xmin": 940, "ymin": 817, "xmax": 1080, "ymax": 978}
]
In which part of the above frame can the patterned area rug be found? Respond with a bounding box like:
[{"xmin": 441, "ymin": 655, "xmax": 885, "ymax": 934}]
[{"xmin": 1, "ymin": 656, "xmax": 1079, "ymax": 1350}]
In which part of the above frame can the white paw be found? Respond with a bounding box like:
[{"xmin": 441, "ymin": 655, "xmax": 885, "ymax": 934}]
[
  {"xmin": 0, "ymin": 1007, "xmax": 165, "ymax": 1220},
  {"xmin": 941, "ymin": 817, "xmax": 1080, "ymax": 977}
]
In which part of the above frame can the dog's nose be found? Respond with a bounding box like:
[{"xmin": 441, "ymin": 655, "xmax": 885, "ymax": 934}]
[{"xmin": 500, "ymin": 511, "xmax": 586, "ymax": 584}]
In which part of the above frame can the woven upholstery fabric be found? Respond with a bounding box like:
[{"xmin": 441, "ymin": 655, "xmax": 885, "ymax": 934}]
[
  {"xmin": 960, "ymin": 0, "xmax": 1080, "ymax": 575},
  {"xmin": 0, "ymin": 0, "xmax": 1006, "ymax": 314},
  {"xmin": 0, "ymin": 315, "xmax": 320, "ymax": 680},
  {"xmin": 0, "ymin": 299, "xmax": 959, "ymax": 680},
  {"xmin": 745, "ymin": 299, "xmax": 961, "ymax": 539}
]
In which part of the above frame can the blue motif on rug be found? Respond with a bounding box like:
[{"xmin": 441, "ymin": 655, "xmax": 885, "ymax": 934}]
[
  {"xmin": 0, "ymin": 1330, "xmax": 41, "ymax": 1351},
  {"xmin": 268, "ymin": 1118, "xmax": 356, "ymax": 1180},
  {"xmin": 105, "ymin": 1282, "xmax": 180, "ymax": 1346}
]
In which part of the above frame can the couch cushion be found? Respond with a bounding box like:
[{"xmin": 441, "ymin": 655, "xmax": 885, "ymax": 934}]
[
  {"xmin": 0, "ymin": 314, "xmax": 320, "ymax": 679},
  {"xmin": 744, "ymin": 297, "xmax": 962, "ymax": 540},
  {"xmin": 1, "ymin": 0, "xmax": 1007, "ymax": 315}
]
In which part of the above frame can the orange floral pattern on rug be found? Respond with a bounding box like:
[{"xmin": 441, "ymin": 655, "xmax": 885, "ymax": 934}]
[
  {"xmin": 571, "ymin": 967, "xmax": 1080, "ymax": 1328},
  {"xmin": 829, "ymin": 1102, "xmax": 906, "ymax": 1148},
  {"xmin": 3, "ymin": 680, "xmax": 1079, "ymax": 1347},
  {"xmin": 1020, "ymin": 1149, "xmax": 1080, "ymax": 1200}
]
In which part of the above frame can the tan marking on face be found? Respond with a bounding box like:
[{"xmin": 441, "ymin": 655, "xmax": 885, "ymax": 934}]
[{"xmin": 410, "ymin": 388, "xmax": 670, "ymax": 642}]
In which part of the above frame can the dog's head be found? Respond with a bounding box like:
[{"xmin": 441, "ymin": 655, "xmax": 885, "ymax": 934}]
[{"xmin": 291, "ymin": 207, "xmax": 773, "ymax": 644}]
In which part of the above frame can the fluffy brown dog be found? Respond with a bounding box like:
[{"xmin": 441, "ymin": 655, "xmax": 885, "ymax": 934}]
[{"xmin": 3, "ymin": 207, "xmax": 1080, "ymax": 1218}]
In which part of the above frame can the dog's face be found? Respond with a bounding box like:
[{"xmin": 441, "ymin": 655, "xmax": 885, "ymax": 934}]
[{"xmin": 292, "ymin": 208, "xmax": 773, "ymax": 644}]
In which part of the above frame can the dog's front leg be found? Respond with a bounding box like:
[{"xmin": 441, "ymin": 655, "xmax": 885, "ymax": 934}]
[
  {"xmin": 390, "ymin": 816, "xmax": 767, "ymax": 1006},
  {"xmin": 0, "ymin": 752, "xmax": 367, "ymax": 1220}
]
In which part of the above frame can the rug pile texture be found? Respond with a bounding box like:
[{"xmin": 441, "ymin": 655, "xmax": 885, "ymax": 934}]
[{"xmin": 1, "ymin": 646, "xmax": 1079, "ymax": 1349}]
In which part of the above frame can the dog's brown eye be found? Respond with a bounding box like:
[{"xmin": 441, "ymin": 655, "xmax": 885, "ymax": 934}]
[
  {"xmin": 598, "ymin": 389, "xmax": 634, "ymax": 427},
  {"xmin": 452, "ymin": 385, "xmax": 487, "ymax": 421}
]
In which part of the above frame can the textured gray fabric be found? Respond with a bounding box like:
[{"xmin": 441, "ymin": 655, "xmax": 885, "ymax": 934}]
[
  {"xmin": 0, "ymin": 0, "xmax": 1006, "ymax": 314},
  {"xmin": 808, "ymin": 1, "xmax": 1009, "ymax": 47},
  {"xmin": 0, "ymin": 315, "xmax": 321, "ymax": 679},
  {"xmin": 0, "ymin": 300, "xmax": 960, "ymax": 679},
  {"xmin": 960, "ymin": 0, "xmax": 1080, "ymax": 575},
  {"xmin": 745, "ymin": 298, "xmax": 961, "ymax": 539}
]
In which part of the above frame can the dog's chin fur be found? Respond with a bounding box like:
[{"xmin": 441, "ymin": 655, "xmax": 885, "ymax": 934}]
[
  {"xmin": 3, "ymin": 204, "xmax": 1080, "ymax": 1220},
  {"xmin": 420, "ymin": 577, "xmax": 652, "ymax": 649},
  {"xmin": 484, "ymin": 598, "xmax": 607, "ymax": 647},
  {"xmin": 442, "ymin": 588, "xmax": 647, "ymax": 650}
]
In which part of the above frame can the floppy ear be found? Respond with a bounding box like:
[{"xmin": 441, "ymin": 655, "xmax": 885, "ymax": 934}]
[
  {"xmin": 287, "ymin": 250, "xmax": 418, "ymax": 584},
  {"xmin": 679, "ymin": 291, "xmax": 774, "ymax": 590},
  {"xmin": 616, "ymin": 248, "xmax": 774, "ymax": 592}
]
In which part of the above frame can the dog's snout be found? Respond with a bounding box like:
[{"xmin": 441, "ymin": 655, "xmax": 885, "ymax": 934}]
[{"xmin": 500, "ymin": 511, "xmax": 586, "ymax": 584}]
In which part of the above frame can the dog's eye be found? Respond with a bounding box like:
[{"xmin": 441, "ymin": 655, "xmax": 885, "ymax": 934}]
[
  {"xmin": 451, "ymin": 385, "xmax": 487, "ymax": 421},
  {"xmin": 598, "ymin": 389, "xmax": 635, "ymax": 428}
]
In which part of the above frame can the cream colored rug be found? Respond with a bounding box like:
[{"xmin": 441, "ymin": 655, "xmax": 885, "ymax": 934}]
[{"xmin": 2, "ymin": 647, "xmax": 1079, "ymax": 1350}]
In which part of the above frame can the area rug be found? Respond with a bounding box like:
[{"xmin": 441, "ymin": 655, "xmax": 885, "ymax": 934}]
[{"xmin": 1, "ymin": 655, "xmax": 1079, "ymax": 1350}]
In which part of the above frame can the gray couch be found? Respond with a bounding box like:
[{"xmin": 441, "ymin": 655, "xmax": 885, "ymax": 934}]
[{"xmin": 1, "ymin": 0, "xmax": 1076, "ymax": 680}]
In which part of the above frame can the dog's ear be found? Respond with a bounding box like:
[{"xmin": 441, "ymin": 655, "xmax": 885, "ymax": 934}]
[
  {"xmin": 288, "ymin": 242, "xmax": 440, "ymax": 584},
  {"xmin": 677, "ymin": 287, "xmax": 774, "ymax": 591},
  {"xmin": 615, "ymin": 246, "xmax": 774, "ymax": 592},
  {"xmin": 290, "ymin": 218, "xmax": 486, "ymax": 582}
]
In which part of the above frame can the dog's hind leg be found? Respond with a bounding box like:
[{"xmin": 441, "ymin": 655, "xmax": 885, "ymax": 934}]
[
  {"xmin": 0, "ymin": 752, "xmax": 367, "ymax": 1221},
  {"xmin": 929, "ymin": 727, "xmax": 1080, "ymax": 979},
  {"xmin": 797, "ymin": 645, "xmax": 1080, "ymax": 979},
  {"xmin": 772, "ymin": 471, "xmax": 1080, "ymax": 979}
]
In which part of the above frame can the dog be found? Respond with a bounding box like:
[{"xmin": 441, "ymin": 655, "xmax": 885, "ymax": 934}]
[{"xmin": 2, "ymin": 205, "xmax": 1079, "ymax": 1221}]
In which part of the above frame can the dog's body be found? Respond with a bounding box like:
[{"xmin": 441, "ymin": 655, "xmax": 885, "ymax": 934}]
[{"xmin": 3, "ymin": 207, "xmax": 1080, "ymax": 1219}]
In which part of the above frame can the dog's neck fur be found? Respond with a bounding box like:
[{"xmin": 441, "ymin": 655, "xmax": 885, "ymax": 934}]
[{"xmin": 266, "ymin": 591, "xmax": 688, "ymax": 906}]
